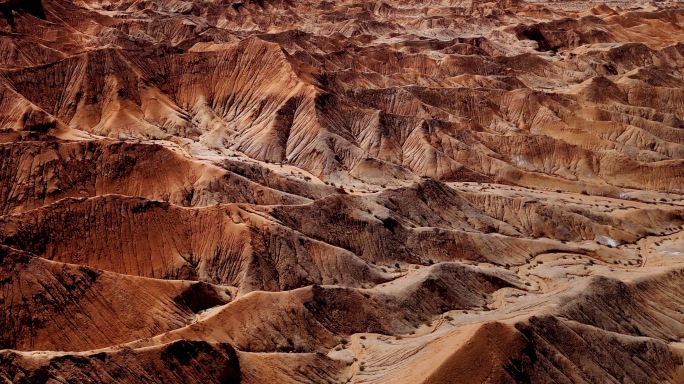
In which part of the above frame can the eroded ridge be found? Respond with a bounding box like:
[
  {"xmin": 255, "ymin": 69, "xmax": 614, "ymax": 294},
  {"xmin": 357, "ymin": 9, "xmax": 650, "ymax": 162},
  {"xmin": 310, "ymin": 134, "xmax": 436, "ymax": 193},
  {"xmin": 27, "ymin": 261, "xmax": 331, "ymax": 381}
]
[{"xmin": 2, "ymin": 0, "xmax": 684, "ymax": 383}]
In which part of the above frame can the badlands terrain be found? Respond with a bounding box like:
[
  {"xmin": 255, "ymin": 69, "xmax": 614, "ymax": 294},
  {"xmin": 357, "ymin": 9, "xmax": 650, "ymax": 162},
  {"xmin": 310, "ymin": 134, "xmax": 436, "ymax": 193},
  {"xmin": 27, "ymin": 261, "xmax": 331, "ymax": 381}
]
[{"xmin": 2, "ymin": 0, "xmax": 684, "ymax": 382}]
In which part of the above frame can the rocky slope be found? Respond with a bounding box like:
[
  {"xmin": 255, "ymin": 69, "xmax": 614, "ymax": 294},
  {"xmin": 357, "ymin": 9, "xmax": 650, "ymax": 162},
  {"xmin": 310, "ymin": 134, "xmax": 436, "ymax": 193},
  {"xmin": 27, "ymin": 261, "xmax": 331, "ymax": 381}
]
[{"xmin": 2, "ymin": 0, "xmax": 684, "ymax": 382}]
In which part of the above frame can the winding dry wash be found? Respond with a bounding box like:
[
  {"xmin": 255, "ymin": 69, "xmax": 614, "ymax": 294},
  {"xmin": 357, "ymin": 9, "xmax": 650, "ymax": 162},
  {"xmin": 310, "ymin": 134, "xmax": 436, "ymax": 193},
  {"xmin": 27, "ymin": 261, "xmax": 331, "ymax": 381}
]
[{"xmin": 2, "ymin": 0, "xmax": 684, "ymax": 382}]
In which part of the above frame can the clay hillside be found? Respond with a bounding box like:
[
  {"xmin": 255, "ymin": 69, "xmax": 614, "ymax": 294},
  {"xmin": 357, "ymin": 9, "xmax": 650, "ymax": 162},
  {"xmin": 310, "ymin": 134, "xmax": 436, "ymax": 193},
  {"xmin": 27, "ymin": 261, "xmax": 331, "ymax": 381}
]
[{"xmin": 2, "ymin": 0, "xmax": 684, "ymax": 382}]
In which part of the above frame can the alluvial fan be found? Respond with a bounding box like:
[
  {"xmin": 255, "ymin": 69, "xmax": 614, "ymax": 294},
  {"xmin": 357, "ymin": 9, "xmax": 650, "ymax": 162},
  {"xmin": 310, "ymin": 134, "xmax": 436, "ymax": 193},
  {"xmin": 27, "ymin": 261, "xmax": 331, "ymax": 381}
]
[{"xmin": 2, "ymin": 0, "xmax": 684, "ymax": 382}]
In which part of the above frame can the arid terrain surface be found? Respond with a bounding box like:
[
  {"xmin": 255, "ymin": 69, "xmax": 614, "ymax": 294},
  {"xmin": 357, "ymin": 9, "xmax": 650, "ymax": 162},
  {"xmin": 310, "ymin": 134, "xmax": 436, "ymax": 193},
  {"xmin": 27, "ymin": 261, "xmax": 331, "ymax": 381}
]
[{"xmin": 2, "ymin": 0, "xmax": 684, "ymax": 382}]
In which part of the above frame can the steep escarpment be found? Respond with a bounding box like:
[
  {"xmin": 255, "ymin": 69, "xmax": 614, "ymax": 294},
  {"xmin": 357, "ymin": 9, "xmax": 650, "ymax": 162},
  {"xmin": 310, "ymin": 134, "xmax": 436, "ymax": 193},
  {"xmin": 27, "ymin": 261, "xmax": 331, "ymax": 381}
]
[{"xmin": 0, "ymin": 245, "xmax": 230, "ymax": 352}]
